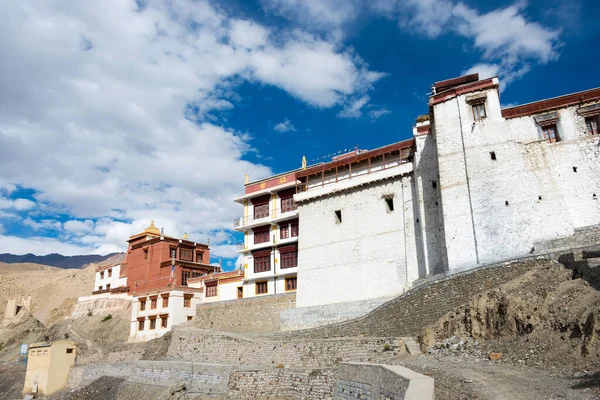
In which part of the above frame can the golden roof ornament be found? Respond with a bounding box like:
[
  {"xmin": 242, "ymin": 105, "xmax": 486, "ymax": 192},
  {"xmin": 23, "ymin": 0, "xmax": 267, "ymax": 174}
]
[
  {"xmin": 143, "ymin": 220, "xmax": 160, "ymax": 236},
  {"xmin": 244, "ymin": 173, "xmax": 249, "ymax": 184},
  {"xmin": 183, "ymin": 232, "xmax": 189, "ymax": 240},
  {"xmin": 302, "ymin": 155, "xmax": 307, "ymax": 170}
]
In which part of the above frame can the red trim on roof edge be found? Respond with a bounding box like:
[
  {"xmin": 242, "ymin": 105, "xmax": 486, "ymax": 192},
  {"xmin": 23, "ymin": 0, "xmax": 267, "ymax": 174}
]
[{"xmin": 501, "ymin": 88, "xmax": 600, "ymax": 119}]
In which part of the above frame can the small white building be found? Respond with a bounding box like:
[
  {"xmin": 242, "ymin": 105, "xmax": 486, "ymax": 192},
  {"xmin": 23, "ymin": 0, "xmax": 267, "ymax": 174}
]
[
  {"xmin": 129, "ymin": 289, "xmax": 202, "ymax": 341},
  {"xmin": 94, "ymin": 263, "xmax": 128, "ymax": 293},
  {"xmin": 188, "ymin": 269, "xmax": 245, "ymax": 302}
]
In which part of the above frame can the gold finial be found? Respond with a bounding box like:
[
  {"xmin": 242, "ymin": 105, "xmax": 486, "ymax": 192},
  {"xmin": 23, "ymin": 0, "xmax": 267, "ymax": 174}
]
[
  {"xmin": 244, "ymin": 173, "xmax": 249, "ymax": 184},
  {"xmin": 302, "ymin": 156, "xmax": 307, "ymax": 170},
  {"xmin": 143, "ymin": 220, "xmax": 160, "ymax": 236},
  {"xmin": 183, "ymin": 232, "xmax": 188, "ymax": 240}
]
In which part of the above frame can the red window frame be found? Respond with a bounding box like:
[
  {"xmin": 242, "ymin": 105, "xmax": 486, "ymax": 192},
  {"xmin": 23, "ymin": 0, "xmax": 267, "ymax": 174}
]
[
  {"xmin": 542, "ymin": 124, "xmax": 560, "ymax": 143},
  {"xmin": 206, "ymin": 282, "xmax": 218, "ymax": 297},
  {"xmin": 291, "ymin": 221, "xmax": 299, "ymax": 237},
  {"xmin": 181, "ymin": 270, "xmax": 191, "ymax": 286},
  {"xmin": 280, "ymin": 251, "xmax": 297, "ymax": 269},
  {"xmin": 254, "ymin": 227, "xmax": 270, "ymax": 244},
  {"xmin": 253, "ymin": 202, "xmax": 269, "ymax": 219},
  {"xmin": 254, "ymin": 255, "xmax": 271, "ymax": 273},
  {"xmin": 280, "ymin": 224, "xmax": 290, "ymax": 239},
  {"xmin": 281, "ymin": 197, "xmax": 295, "ymax": 213},
  {"xmin": 256, "ymin": 281, "xmax": 268, "ymax": 294}
]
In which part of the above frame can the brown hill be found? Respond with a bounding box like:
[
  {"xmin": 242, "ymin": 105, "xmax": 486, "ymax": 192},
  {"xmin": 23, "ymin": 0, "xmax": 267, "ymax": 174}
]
[{"xmin": 0, "ymin": 254, "xmax": 125, "ymax": 325}]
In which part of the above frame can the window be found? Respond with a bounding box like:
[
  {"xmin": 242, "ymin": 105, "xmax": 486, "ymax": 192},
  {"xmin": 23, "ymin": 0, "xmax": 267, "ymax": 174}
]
[
  {"xmin": 106, "ymin": 284, "xmax": 111, "ymax": 290},
  {"xmin": 180, "ymin": 248, "xmax": 193, "ymax": 261},
  {"xmin": 182, "ymin": 270, "xmax": 191, "ymax": 286},
  {"xmin": 144, "ymin": 249, "xmax": 148, "ymax": 259},
  {"xmin": 335, "ymin": 210, "xmax": 342, "ymax": 224},
  {"xmin": 254, "ymin": 255, "xmax": 271, "ymax": 273},
  {"xmin": 138, "ymin": 319, "xmax": 145, "ymax": 331},
  {"xmin": 187, "ymin": 316, "xmax": 193, "ymax": 321},
  {"xmin": 206, "ymin": 282, "xmax": 218, "ymax": 297},
  {"xmin": 161, "ymin": 316, "xmax": 168, "ymax": 328},
  {"xmin": 170, "ymin": 248, "xmax": 177, "ymax": 258},
  {"xmin": 254, "ymin": 227, "xmax": 270, "ymax": 244},
  {"xmin": 280, "ymin": 223, "xmax": 290, "ymax": 239},
  {"xmin": 149, "ymin": 318, "xmax": 156, "ymax": 330},
  {"xmin": 542, "ymin": 124, "xmax": 560, "ymax": 143},
  {"xmin": 281, "ymin": 197, "xmax": 295, "ymax": 213},
  {"xmin": 107, "ymin": 269, "xmax": 112, "ymax": 278},
  {"xmin": 256, "ymin": 281, "xmax": 268, "ymax": 294},
  {"xmin": 432, "ymin": 181, "xmax": 437, "ymax": 189},
  {"xmin": 291, "ymin": 221, "xmax": 298, "ymax": 237},
  {"xmin": 384, "ymin": 197, "xmax": 394, "ymax": 212},
  {"xmin": 472, "ymin": 103, "xmax": 486, "ymax": 120},
  {"xmin": 184, "ymin": 295, "xmax": 192, "ymax": 307},
  {"xmin": 162, "ymin": 295, "xmax": 169, "ymax": 308},
  {"xmin": 281, "ymin": 251, "xmax": 297, "ymax": 269},
  {"xmin": 490, "ymin": 151, "xmax": 496, "ymax": 160},
  {"xmin": 286, "ymin": 277, "xmax": 297, "ymax": 291},
  {"xmin": 237, "ymin": 287, "xmax": 243, "ymax": 299},
  {"xmin": 196, "ymin": 252, "xmax": 203, "ymax": 263},
  {"xmin": 254, "ymin": 202, "xmax": 269, "ymax": 219},
  {"xmin": 139, "ymin": 299, "xmax": 146, "ymax": 311},
  {"xmin": 586, "ymin": 116, "xmax": 599, "ymax": 136},
  {"xmin": 100, "ymin": 271, "xmax": 104, "ymax": 279},
  {"xmin": 150, "ymin": 298, "xmax": 157, "ymax": 309},
  {"xmin": 66, "ymin": 348, "xmax": 74, "ymax": 354},
  {"xmin": 98, "ymin": 286, "xmax": 102, "ymax": 291},
  {"xmin": 192, "ymin": 271, "xmax": 202, "ymax": 278}
]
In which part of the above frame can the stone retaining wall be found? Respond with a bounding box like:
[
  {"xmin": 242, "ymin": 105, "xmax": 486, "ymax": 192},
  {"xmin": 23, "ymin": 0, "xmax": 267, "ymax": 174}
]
[
  {"xmin": 71, "ymin": 296, "xmax": 131, "ymax": 319},
  {"xmin": 195, "ymin": 292, "xmax": 295, "ymax": 332},
  {"xmin": 334, "ymin": 363, "xmax": 433, "ymax": 400},
  {"xmin": 168, "ymin": 329, "xmax": 405, "ymax": 368},
  {"xmin": 67, "ymin": 360, "xmax": 335, "ymax": 399},
  {"xmin": 269, "ymin": 258, "xmax": 550, "ymax": 339}
]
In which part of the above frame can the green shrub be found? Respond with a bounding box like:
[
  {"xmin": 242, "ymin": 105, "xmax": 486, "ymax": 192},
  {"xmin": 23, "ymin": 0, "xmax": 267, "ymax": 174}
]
[{"xmin": 101, "ymin": 314, "xmax": 113, "ymax": 322}]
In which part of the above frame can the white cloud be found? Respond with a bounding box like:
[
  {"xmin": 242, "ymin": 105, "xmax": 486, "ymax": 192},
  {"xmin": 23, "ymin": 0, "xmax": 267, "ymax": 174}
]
[
  {"xmin": 262, "ymin": 0, "xmax": 561, "ymax": 86},
  {"xmin": 63, "ymin": 219, "xmax": 95, "ymax": 235},
  {"xmin": 0, "ymin": 234, "xmax": 95, "ymax": 256},
  {"xmin": 337, "ymin": 95, "xmax": 370, "ymax": 118},
  {"xmin": 0, "ymin": 197, "xmax": 36, "ymax": 211},
  {"xmin": 23, "ymin": 218, "xmax": 63, "ymax": 232},
  {"xmin": 0, "ymin": 0, "xmax": 385, "ymax": 256},
  {"xmin": 369, "ymin": 107, "xmax": 391, "ymax": 119},
  {"xmin": 273, "ymin": 119, "xmax": 296, "ymax": 132},
  {"xmin": 0, "ymin": 223, "xmax": 4, "ymax": 234}
]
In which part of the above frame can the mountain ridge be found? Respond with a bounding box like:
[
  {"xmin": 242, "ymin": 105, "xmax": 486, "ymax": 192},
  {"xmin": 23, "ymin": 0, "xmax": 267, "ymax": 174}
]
[{"xmin": 0, "ymin": 252, "xmax": 123, "ymax": 269}]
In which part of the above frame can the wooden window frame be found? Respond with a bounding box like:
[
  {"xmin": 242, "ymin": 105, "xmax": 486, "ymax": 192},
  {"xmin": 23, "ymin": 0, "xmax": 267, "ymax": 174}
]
[
  {"xmin": 196, "ymin": 252, "xmax": 203, "ymax": 263},
  {"xmin": 138, "ymin": 319, "xmax": 145, "ymax": 331},
  {"xmin": 254, "ymin": 227, "xmax": 270, "ymax": 244},
  {"xmin": 181, "ymin": 270, "xmax": 191, "ymax": 286},
  {"xmin": 170, "ymin": 248, "xmax": 177, "ymax": 259},
  {"xmin": 285, "ymin": 277, "xmax": 297, "ymax": 291},
  {"xmin": 291, "ymin": 221, "xmax": 299, "ymax": 237},
  {"xmin": 280, "ymin": 223, "xmax": 290, "ymax": 239},
  {"xmin": 149, "ymin": 317, "xmax": 156, "ymax": 330},
  {"xmin": 256, "ymin": 281, "xmax": 268, "ymax": 295},
  {"xmin": 472, "ymin": 103, "xmax": 486, "ymax": 120},
  {"xmin": 253, "ymin": 202, "xmax": 269, "ymax": 220},
  {"xmin": 206, "ymin": 282, "xmax": 218, "ymax": 297},
  {"xmin": 254, "ymin": 254, "xmax": 271, "ymax": 273},
  {"xmin": 280, "ymin": 251, "xmax": 297, "ymax": 269},
  {"xmin": 107, "ymin": 269, "xmax": 112, "ymax": 278},
  {"xmin": 161, "ymin": 295, "xmax": 169, "ymax": 308},
  {"xmin": 281, "ymin": 197, "xmax": 296, "ymax": 213},
  {"xmin": 586, "ymin": 116, "xmax": 599, "ymax": 136},
  {"xmin": 180, "ymin": 248, "xmax": 193, "ymax": 261},
  {"xmin": 160, "ymin": 316, "xmax": 168, "ymax": 328},
  {"xmin": 183, "ymin": 294, "xmax": 193, "ymax": 308},
  {"xmin": 99, "ymin": 271, "xmax": 104, "ymax": 279},
  {"xmin": 542, "ymin": 124, "xmax": 560, "ymax": 143},
  {"xmin": 139, "ymin": 299, "xmax": 146, "ymax": 311}
]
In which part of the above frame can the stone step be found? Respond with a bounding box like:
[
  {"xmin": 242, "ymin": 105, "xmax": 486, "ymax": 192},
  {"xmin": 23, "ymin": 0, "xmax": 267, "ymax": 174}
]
[{"xmin": 401, "ymin": 337, "xmax": 421, "ymax": 355}]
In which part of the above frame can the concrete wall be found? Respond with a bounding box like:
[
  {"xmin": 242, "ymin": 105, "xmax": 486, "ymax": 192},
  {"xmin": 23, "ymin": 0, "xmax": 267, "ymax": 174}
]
[
  {"xmin": 168, "ymin": 329, "xmax": 405, "ymax": 368},
  {"xmin": 433, "ymin": 87, "xmax": 600, "ymax": 271},
  {"xmin": 335, "ymin": 362, "xmax": 434, "ymax": 400},
  {"xmin": 94, "ymin": 264, "xmax": 127, "ymax": 291},
  {"xmin": 295, "ymin": 167, "xmax": 419, "ymax": 309},
  {"xmin": 195, "ymin": 292, "xmax": 295, "ymax": 332}
]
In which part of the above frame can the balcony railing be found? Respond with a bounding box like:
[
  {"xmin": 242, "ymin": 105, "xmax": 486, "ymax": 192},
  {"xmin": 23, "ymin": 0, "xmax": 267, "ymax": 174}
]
[{"xmin": 233, "ymin": 205, "xmax": 298, "ymax": 228}]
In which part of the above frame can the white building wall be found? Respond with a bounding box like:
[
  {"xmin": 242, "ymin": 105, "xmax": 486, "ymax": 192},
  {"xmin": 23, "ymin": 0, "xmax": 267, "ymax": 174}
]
[
  {"xmin": 129, "ymin": 290, "xmax": 200, "ymax": 342},
  {"xmin": 433, "ymin": 86, "xmax": 600, "ymax": 271},
  {"xmin": 94, "ymin": 264, "xmax": 127, "ymax": 291},
  {"xmin": 295, "ymin": 173, "xmax": 417, "ymax": 308}
]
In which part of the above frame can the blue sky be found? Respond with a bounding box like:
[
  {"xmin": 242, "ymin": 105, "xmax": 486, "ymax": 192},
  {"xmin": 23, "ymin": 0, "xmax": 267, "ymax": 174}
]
[{"xmin": 0, "ymin": 0, "xmax": 598, "ymax": 269}]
